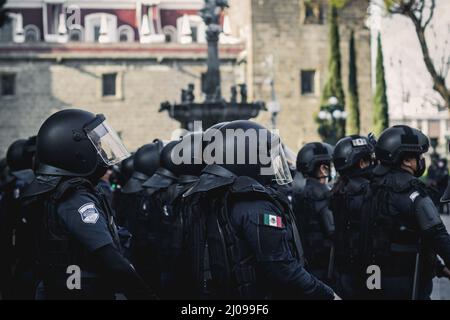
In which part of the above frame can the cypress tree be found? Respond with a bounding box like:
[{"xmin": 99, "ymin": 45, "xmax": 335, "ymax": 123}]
[
  {"xmin": 317, "ymin": 4, "xmax": 346, "ymax": 143},
  {"xmin": 321, "ymin": 4, "xmax": 345, "ymax": 107},
  {"xmin": 346, "ymin": 30, "xmax": 360, "ymax": 135},
  {"xmin": 373, "ymin": 33, "xmax": 389, "ymax": 136}
]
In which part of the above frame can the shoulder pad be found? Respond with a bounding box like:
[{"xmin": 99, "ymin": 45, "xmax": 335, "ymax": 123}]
[
  {"xmin": 372, "ymin": 164, "xmax": 390, "ymax": 177},
  {"xmin": 122, "ymin": 176, "xmax": 144, "ymax": 194},
  {"xmin": 53, "ymin": 178, "xmax": 95, "ymax": 201},
  {"xmin": 231, "ymin": 176, "xmax": 268, "ymax": 195},
  {"xmin": 389, "ymin": 171, "xmax": 423, "ymax": 193},
  {"xmin": 346, "ymin": 177, "xmax": 370, "ymax": 195},
  {"xmin": 20, "ymin": 175, "xmax": 62, "ymax": 200},
  {"xmin": 183, "ymin": 171, "xmax": 235, "ymax": 198},
  {"xmin": 142, "ymin": 169, "xmax": 177, "ymax": 192},
  {"xmin": 11, "ymin": 169, "xmax": 35, "ymax": 185}
]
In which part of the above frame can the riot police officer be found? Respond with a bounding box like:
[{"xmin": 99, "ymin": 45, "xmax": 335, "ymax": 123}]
[
  {"xmin": 163, "ymin": 131, "xmax": 206, "ymax": 299},
  {"xmin": 0, "ymin": 137, "xmax": 36, "ymax": 299},
  {"xmin": 184, "ymin": 121, "xmax": 337, "ymax": 300},
  {"xmin": 119, "ymin": 141, "xmax": 162, "ymax": 290},
  {"xmin": 361, "ymin": 125, "xmax": 450, "ymax": 300},
  {"xmin": 20, "ymin": 109, "xmax": 155, "ymax": 300},
  {"xmin": 293, "ymin": 142, "xmax": 335, "ymax": 282},
  {"xmin": 112, "ymin": 153, "xmax": 135, "ymax": 224},
  {"xmin": 330, "ymin": 135, "xmax": 374, "ymax": 299},
  {"xmin": 142, "ymin": 140, "xmax": 179, "ymax": 298}
]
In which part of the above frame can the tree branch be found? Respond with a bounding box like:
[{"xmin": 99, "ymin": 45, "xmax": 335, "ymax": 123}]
[
  {"xmin": 422, "ymin": 0, "xmax": 435, "ymax": 30},
  {"xmin": 404, "ymin": 1, "xmax": 450, "ymax": 108}
]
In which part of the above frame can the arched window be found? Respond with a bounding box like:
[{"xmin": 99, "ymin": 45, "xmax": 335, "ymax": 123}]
[
  {"xmin": 0, "ymin": 19, "xmax": 14, "ymax": 42},
  {"xmin": 85, "ymin": 13, "xmax": 117, "ymax": 43},
  {"xmin": 176, "ymin": 15, "xmax": 206, "ymax": 44},
  {"xmin": 24, "ymin": 25, "xmax": 40, "ymax": 42},
  {"xmin": 117, "ymin": 25, "xmax": 134, "ymax": 43},
  {"xmin": 163, "ymin": 26, "xmax": 177, "ymax": 43},
  {"xmin": 68, "ymin": 26, "xmax": 84, "ymax": 42},
  {"xmin": 0, "ymin": 13, "xmax": 24, "ymax": 43}
]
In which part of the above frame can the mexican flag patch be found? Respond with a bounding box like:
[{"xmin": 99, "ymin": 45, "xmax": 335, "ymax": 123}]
[{"xmin": 260, "ymin": 213, "xmax": 284, "ymax": 228}]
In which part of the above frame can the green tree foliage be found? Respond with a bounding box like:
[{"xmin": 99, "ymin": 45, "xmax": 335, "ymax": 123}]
[
  {"xmin": 346, "ymin": 30, "xmax": 360, "ymax": 135},
  {"xmin": 373, "ymin": 33, "xmax": 389, "ymax": 136},
  {"xmin": 321, "ymin": 4, "xmax": 345, "ymax": 107},
  {"xmin": 317, "ymin": 4, "xmax": 346, "ymax": 143}
]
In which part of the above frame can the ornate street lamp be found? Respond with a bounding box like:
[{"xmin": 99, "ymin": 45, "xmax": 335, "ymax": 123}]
[{"xmin": 316, "ymin": 96, "xmax": 347, "ymax": 145}]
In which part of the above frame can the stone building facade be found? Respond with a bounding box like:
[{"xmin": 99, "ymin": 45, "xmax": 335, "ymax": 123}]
[
  {"xmin": 229, "ymin": 0, "xmax": 372, "ymax": 150},
  {"xmin": 0, "ymin": 0, "xmax": 244, "ymax": 154},
  {"xmin": 0, "ymin": 0, "xmax": 372, "ymax": 155}
]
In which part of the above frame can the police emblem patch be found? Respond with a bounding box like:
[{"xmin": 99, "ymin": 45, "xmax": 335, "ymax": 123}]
[
  {"xmin": 78, "ymin": 203, "xmax": 100, "ymax": 224},
  {"xmin": 352, "ymin": 138, "xmax": 367, "ymax": 147}
]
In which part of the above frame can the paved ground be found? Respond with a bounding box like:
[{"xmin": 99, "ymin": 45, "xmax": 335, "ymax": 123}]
[{"xmin": 431, "ymin": 214, "xmax": 450, "ymax": 300}]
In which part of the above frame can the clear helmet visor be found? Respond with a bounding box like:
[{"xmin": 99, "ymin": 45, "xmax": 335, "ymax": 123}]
[
  {"xmin": 86, "ymin": 119, "xmax": 130, "ymax": 166},
  {"xmin": 268, "ymin": 135, "xmax": 293, "ymax": 185}
]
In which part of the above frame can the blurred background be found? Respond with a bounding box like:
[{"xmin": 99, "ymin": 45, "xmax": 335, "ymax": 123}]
[{"xmin": 0, "ymin": 0, "xmax": 447, "ymax": 155}]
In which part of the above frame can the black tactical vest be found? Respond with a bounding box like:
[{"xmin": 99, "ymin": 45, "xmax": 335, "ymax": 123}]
[
  {"xmin": 331, "ymin": 176, "xmax": 370, "ymax": 274},
  {"xmin": 183, "ymin": 165, "xmax": 304, "ymax": 300},
  {"xmin": 39, "ymin": 178, "xmax": 121, "ymax": 299},
  {"xmin": 361, "ymin": 167, "xmax": 433, "ymax": 278},
  {"xmin": 293, "ymin": 178, "xmax": 333, "ymax": 270}
]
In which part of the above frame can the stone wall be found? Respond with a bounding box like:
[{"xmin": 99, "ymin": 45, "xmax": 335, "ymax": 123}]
[
  {"xmin": 233, "ymin": 0, "xmax": 372, "ymax": 150},
  {"xmin": 0, "ymin": 44, "xmax": 242, "ymax": 155}
]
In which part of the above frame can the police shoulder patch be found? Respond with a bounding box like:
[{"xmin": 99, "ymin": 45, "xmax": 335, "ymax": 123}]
[
  {"xmin": 409, "ymin": 191, "xmax": 420, "ymax": 202},
  {"xmin": 78, "ymin": 203, "xmax": 100, "ymax": 224}
]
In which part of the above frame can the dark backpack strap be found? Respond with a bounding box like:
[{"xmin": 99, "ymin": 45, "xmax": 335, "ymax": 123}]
[
  {"xmin": 52, "ymin": 178, "xmax": 95, "ymax": 201},
  {"xmin": 217, "ymin": 190, "xmax": 258, "ymax": 299},
  {"xmin": 269, "ymin": 192, "xmax": 306, "ymax": 267},
  {"xmin": 96, "ymin": 188, "xmax": 122, "ymax": 252}
]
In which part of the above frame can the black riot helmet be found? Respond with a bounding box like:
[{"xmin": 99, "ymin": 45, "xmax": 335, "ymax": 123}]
[
  {"xmin": 6, "ymin": 139, "xmax": 32, "ymax": 172},
  {"xmin": 160, "ymin": 140, "xmax": 181, "ymax": 176},
  {"xmin": 120, "ymin": 154, "xmax": 135, "ymax": 181},
  {"xmin": 171, "ymin": 132, "xmax": 206, "ymax": 176},
  {"xmin": 0, "ymin": 158, "xmax": 6, "ymax": 173},
  {"xmin": 25, "ymin": 136, "xmax": 38, "ymax": 170},
  {"xmin": 36, "ymin": 109, "xmax": 130, "ymax": 177},
  {"xmin": 375, "ymin": 125, "xmax": 429, "ymax": 167},
  {"xmin": 333, "ymin": 135, "xmax": 374, "ymax": 174},
  {"xmin": 296, "ymin": 142, "xmax": 334, "ymax": 177},
  {"xmin": 204, "ymin": 120, "xmax": 293, "ymax": 185},
  {"xmin": 133, "ymin": 142, "xmax": 161, "ymax": 177}
]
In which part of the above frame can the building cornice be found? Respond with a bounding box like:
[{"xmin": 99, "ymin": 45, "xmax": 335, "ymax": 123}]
[
  {"xmin": 5, "ymin": 0, "xmax": 203, "ymax": 10},
  {"xmin": 0, "ymin": 43, "xmax": 244, "ymax": 61}
]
